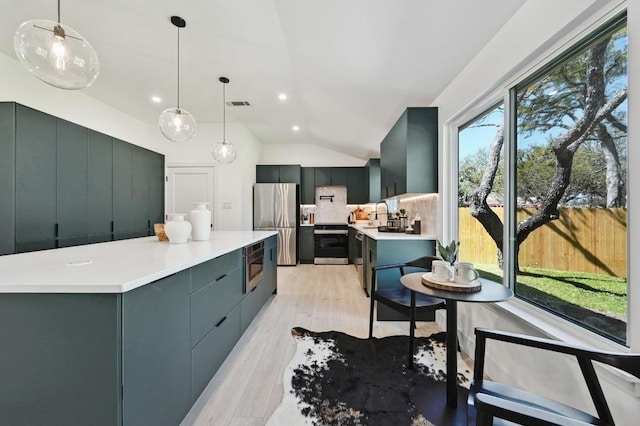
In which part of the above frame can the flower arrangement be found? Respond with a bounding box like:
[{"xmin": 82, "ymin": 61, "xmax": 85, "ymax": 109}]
[{"xmin": 437, "ymin": 240, "xmax": 460, "ymax": 265}]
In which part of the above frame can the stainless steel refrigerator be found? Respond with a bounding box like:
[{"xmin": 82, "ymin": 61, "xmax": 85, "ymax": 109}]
[{"xmin": 253, "ymin": 183, "xmax": 298, "ymax": 265}]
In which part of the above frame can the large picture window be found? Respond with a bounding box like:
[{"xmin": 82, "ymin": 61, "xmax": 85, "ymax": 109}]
[{"xmin": 458, "ymin": 14, "xmax": 628, "ymax": 344}]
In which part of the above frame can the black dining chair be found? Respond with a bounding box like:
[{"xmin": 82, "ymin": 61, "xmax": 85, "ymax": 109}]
[
  {"xmin": 468, "ymin": 327, "xmax": 640, "ymax": 426},
  {"xmin": 368, "ymin": 255, "xmax": 446, "ymax": 340}
]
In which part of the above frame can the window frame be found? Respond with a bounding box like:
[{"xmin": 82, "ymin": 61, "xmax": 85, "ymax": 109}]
[{"xmin": 443, "ymin": 6, "xmax": 632, "ymax": 353}]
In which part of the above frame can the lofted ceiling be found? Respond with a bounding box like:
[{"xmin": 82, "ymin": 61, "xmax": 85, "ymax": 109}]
[{"xmin": 0, "ymin": 0, "xmax": 526, "ymax": 160}]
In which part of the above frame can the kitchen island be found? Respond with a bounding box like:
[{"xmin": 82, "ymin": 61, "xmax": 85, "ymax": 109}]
[
  {"xmin": 0, "ymin": 231, "xmax": 277, "ymax": 426},
  {"xmin": 350, "ymin": 223, "xmax": 438, "ymax": 321}
]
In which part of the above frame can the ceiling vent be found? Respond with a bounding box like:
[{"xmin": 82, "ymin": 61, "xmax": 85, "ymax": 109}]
[{"xmin": 226, "ymin": 101, "xmax": 251, "ymax": 106}]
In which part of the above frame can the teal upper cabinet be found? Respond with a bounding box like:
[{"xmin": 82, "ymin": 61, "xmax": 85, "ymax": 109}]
[
  {"xmin": 302, "ymin": 166, "xmax": 373, "ymax": 204},
  {"xmin": 88, "ymin": 130, "xmax": 113, "ymax": 244},
  {"xmin": 56, "ymin": 118, "xmax": 89, "ymax": 247},
  {"xmin": 256, "ymin": 165, "xmax": 301, "ymax": 184},
  {"xmin": 15, "ymin": 104, "xmax": 57, "ymax": 252},
  {"xmin": 314, "ymin": 167, "xmax": 331, "ymax": 186},
  {"xmin": 301, "ymin": 167, "xmax": 315, "ymax": 204},
  {"xmin": 0, "ymin": 104, "xmax": 16, "ymax": 255},
  {"xmin": 380, "ymin": 107, "xmax": 438, "ymax": 198},
  {"xmin": 366, "ymin": 159, "xmax": 381, "ymax": 202},
  {"xmin": 2, "ymin": 102, "xmax": 164, "ymax": 255},
  {"xmin": 346, "ymin": 167, "xmax": 367, "ymax": 204}
]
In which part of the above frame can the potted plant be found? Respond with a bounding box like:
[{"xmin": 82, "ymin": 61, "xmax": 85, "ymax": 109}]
[
  {"xmin": 302, "ymin": 213, "xmax": 309, "ymax": 224},
  {"xmin": 437, "ymin": 240, "xmax": 460, "ymax": 265}
]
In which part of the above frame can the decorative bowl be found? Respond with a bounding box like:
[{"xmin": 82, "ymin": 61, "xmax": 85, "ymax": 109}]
[{"xmin": 154, "ymin": 223, "xmax": 169, "ymax": 242}]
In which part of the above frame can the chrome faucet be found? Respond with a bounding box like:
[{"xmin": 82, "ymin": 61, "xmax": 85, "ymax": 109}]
[{"xmin": 374, "ymin": 201, "xmax": 388, "ymax": 221}]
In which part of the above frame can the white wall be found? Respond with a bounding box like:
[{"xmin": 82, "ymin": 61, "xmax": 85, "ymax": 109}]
[
  {"xmin": 162, "ymin": 122, "xmax": 261, "ymax": 231},
  {"xmin": 433, "ymin": 0, "xmax": 638, "ymax": 422},
  {"xmin": 259, "ymin": 143, "xmax": 365, "ymax": 166}
]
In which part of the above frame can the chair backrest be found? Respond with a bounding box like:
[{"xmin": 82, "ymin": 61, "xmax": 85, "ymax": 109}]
[
  {"xmin": 473, "ymin": 327, "xmax": 640, "ymax": 425},
  {"xmin": 400, "ymin": 255, "xmax": 439, "ymax": 275}
]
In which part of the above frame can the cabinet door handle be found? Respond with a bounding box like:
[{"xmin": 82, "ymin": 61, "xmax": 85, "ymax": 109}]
[
  {"xmin": 215, "ymin": 273, "xmax": 227, "ymax": 282},
  {"xmin": 55, "ymin": 223, "xmax": 59, "ymax": 238},
  {"xmin": 393, "ymin": 182, "xmax": 397, "ymax": 195},
  {"xmin": 215, "ymin": 316, "xmax": 228, "ymax": 327},
  {"xmin": 250, "ymin": 285, "xmax": 258, "ymax": 293}
]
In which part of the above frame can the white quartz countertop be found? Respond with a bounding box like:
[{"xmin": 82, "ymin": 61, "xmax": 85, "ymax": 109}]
[
  {"xmin": 350, "ymin": 224, "xmax": 436, "ymax": 241},
  {"xmin": 0, "ymin": 231, "xmax": 277, "ymax": 294}
]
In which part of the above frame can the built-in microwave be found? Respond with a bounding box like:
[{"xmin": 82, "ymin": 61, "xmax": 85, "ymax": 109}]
[{"xmin": 243, "ymin": 241, "xmax": 264, "ymax": 293}]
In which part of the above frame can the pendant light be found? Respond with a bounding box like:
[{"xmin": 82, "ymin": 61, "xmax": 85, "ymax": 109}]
[
  {"xmin": 13, "ymin": 0, "xmax": 100, "ymax": 90},
  {"xmin": 212, "ymin": 77, "xmax": 237, "ymax": 163},
  {"xmin": 158, "ymin": 16, "xmax": 196, "ymax": 143}
]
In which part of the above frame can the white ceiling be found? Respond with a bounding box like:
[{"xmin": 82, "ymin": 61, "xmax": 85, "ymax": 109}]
[{"xmin": 0, "ymin": 0, "xmax": 525, "ymax": 159}]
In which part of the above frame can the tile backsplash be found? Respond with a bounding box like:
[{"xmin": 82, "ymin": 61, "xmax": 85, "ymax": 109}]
[{"xmin": 399, "ymin": 194, "xmax": 438, "ymax": 234}]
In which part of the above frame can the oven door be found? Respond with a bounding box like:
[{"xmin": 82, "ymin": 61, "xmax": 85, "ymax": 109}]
[{"xmin": 314, "ymin": 229, "xmax": 349, "ymax": 264}]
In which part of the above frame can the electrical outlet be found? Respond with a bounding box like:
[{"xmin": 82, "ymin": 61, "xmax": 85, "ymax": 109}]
[{"xmin": 222, "ymin": 201, "xmax": 232, "ymax": 209}]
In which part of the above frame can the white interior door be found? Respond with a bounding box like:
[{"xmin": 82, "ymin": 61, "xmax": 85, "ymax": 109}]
[{"xmin": 166, "ymin": 166, "xmax": 215, "ymax": 226}]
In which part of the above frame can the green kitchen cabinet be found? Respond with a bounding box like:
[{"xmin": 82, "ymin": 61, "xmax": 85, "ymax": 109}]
[
  {"xmin": 1, "ymin": 102, "xmax": 164, "ymax": 253},
  {"xmin": 300, "ymin": 226, "xmax": 315, "ymax": 263},
  {"xmin": 256, "ymin": 164, "xmax": 301, "ymax": 184},
  {"xmin": 366, "ymin": 158, "xmax": 381, "ymax": 202},
  {"xmin": 301, "ymin": 167, "xmax": 315, "ymax": 204},
  {"xmin": 348, "ymin": 227, "xmax": 357, "ymax": 264},
  {"xmin": 346, "ymin": 166, "xmax": 368, "ymax": 204},
  {"xmin": 56, "ymin": 118, "xmax": 89, "ymax": 247},
  {"xmin": 15, "ymin": 104, "xmax": 57, "ymax": 252},
  {"xmin": 314, "ymin": 167, "xmax": 331, "ymax": 186},
  {"xmin": 113, "ymin": 138, "xmax": 134, "ymax": 240},
  {"xmin": 331, "ymin": 167, "xmax": 347, "ymax": 186},
  {"xmin": 264, "ymin": 235, "xmax": 278, "ymax": 293},
  {"xmin": 148, "ymin": 151, "xmax": 165, "ymax": 227},
  {"xmin": 131, "ymin": 146, "xmax": 151, "ymax": 237},
  {"xmin": 0, "ymin": 103, "xmax": 15, "ymax": 255},
  {"xmin": 380, "ymin": 107, "xmax": 438, "ymax": 198},
  {"xmin": 88, "ymin": 130, "xmax": 113, "ymax": 244},
  {"xmin": 122, "ymin": 270, "xmax": 192, "ymax": 426}
]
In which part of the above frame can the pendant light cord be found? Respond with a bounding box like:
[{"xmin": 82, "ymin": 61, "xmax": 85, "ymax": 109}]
[
  {"xmin": 223, "ymin": 82, "xmax": 226, "ymax": 141},
  {"xmin": 176, "ymin": 26, "xmax": 180, "ymax": 109},
  {"xmin": 57, "ymin": 0, "xmax": 61, "ymax": 23}
]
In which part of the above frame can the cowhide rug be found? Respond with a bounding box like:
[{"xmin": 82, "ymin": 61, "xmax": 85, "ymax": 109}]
[{"xmin": 266, "ymin": 328, "xmax": 472, "ymax": 426}]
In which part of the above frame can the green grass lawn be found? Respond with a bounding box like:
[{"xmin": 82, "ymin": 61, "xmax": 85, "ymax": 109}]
[{"xmin": 474, "ymin": 263, "xmax": 627, "ymax": 342}]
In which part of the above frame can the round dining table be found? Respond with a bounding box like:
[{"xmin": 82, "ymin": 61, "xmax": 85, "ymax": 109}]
[{"xmin": 400, "ymin": 273, "xmax": 513, "ymax": 409}]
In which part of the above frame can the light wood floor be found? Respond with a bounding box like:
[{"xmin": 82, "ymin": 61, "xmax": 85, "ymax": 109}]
[{"xmin": 181, "ymin": 264, "xmax": 443, "ymax": 426}]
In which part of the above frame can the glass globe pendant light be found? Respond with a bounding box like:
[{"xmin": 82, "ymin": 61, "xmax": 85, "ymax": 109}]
[
  {"xmin": 212, "ymin": 77, "xmax": 237, "ymax": 163},
  {"xmin": 13, "ymin": 0, "xmax": 100, "ymax": 90},
  {"xmin": 158, "ymin": 16, "xmax": 196, "ymax": 143}
]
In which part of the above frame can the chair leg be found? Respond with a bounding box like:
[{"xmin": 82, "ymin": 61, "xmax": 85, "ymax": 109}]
[{"xmin": 368, "ymin": 297, "xmax": 375, "ymax": 339}]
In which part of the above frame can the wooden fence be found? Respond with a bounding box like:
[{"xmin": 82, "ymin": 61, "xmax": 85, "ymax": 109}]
[{"xmin": 458, "ymin": 207, "xmax": 627, "ymax": 278}]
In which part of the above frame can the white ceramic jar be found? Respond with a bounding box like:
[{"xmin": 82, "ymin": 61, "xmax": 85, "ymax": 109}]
[
  {"xmin": 189, "ymin": 202, "xmax": 211, "ymax": 241},
  {"xmin": 165, "ymin": 214, "xmax": 192, "ymax": 244}
]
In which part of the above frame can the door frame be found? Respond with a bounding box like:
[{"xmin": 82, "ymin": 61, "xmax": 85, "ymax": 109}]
[{"xmin": 165, "ymin": 162, "xmax": 216, "ymax": 227}]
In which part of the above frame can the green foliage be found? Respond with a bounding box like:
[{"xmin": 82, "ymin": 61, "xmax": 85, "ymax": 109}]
[{"xmin": 437, "ymin": 240, "xmax": 460, "ymax": 265}]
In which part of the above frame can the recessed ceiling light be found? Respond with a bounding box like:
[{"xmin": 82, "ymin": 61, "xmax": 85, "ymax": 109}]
[
  {"xmin": 292, "ymin": 125, "xmax": 300, "ymax": 132},
  {"xmin": 278, "ymin": 93, "xmax": 287, "ymax": 101},
  {"xmin": 151, "ymin": 96, "xmax": 162, "ymax": 103}
]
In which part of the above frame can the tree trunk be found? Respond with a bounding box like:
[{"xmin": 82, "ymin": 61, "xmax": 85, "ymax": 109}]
[{"xmin": 597, "ymin": 124, "xmax": 624, "ymax": 207}]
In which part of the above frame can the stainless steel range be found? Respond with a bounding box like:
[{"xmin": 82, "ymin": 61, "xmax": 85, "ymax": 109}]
[{"xmin": 314, "ymin": 223, "xmax": 349, "ymax": 264}]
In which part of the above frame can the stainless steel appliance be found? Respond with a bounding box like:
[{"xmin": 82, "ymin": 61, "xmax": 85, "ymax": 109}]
[
  {"xmin": 314, "ymin": 224, "xmax": 349, "ymax": 264},
  {"xmin": 355, "ymin": 231, "xmax": 365, "ymax": 291},
  {"xmin": 243, "ymin": 240, "xmax": 264, "ymax": 292},
  {"xmin": 253, "ymin": 183, "xmax": 298, "ymax": 265}
]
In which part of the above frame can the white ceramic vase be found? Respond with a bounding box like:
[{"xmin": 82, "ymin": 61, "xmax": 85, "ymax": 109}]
[
  {"xmin": 189, "ymin": 202, "xmax": 211, "ymax": 241},
  {"xmin": 165, "ymin": 214, "xmax": 192, "ymax": 244}
]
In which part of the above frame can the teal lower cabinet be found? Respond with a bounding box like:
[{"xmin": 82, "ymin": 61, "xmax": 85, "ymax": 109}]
[
  {"xmin": 192, "ymin": 304, "xmax": 241, "ymax": 401},
  {"xmin": 0, "ymin": 238, "xmax": 276, "ymax": 425},
  {"xmin": 122, "ymin": 270, "xmax": 192, "ymax": 426},
  {"xmin": 299, "ymin": 226, "xmax": 314, "ymax": 263},
  {"xmin": 367, "ymin": 237, "xmax": 436, "ymax": 321}
]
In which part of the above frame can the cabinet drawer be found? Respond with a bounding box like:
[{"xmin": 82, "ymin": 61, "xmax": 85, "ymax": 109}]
[
  {"xmin": 240, "ymin": 279, "xmax": 272, "ymax": 333},
  {"xmin": 191, "ymin": 304, "xmax": 240, "ymax": 402},
  {"xmin": 191, "ymin": 267, "xmax": 242, "ymax": 347},
  {"xmin": 191, "ymin": 250, "xmax": 241, "ymax": 293}
]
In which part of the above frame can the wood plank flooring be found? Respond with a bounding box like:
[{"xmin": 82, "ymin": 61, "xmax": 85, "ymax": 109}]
[{"xmin": 180, "ymin": 264, "xmax": 443, "ymax": 426}]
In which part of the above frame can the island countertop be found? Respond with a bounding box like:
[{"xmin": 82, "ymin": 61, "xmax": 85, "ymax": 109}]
[{"xmin": 0, "ymin": 231, "xmax": 277, "ymax": 294}]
